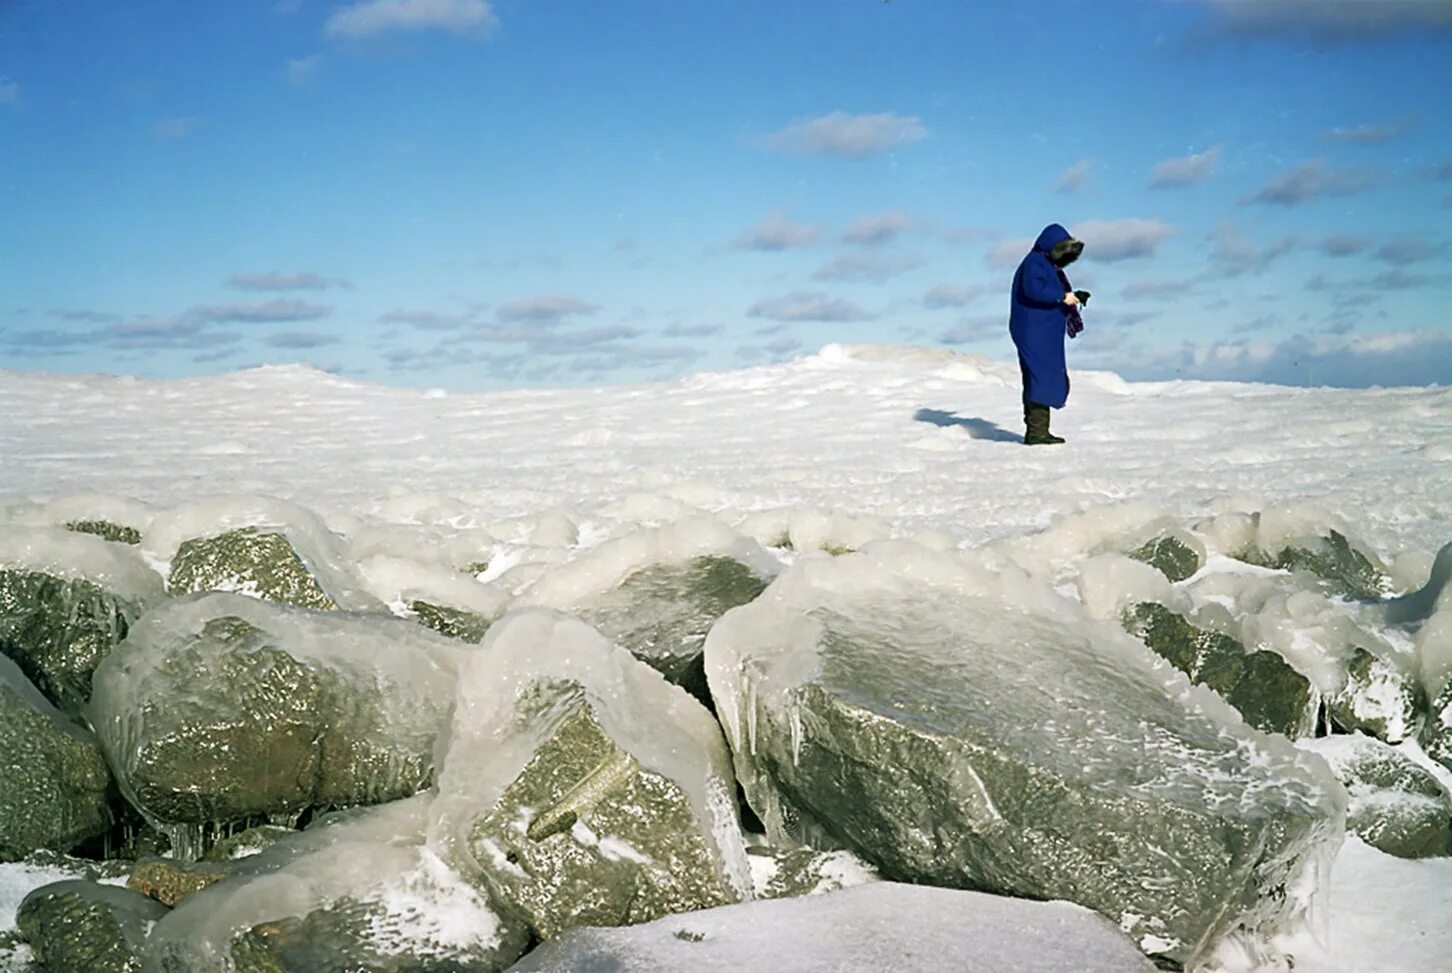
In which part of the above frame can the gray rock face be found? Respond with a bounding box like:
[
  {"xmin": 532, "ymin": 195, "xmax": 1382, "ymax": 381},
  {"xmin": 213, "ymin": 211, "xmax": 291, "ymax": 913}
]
[
  {"xmin": 467, "ymin": 697, "xmax": 740, "ymax": 939},
  {"xmin": 16, "ymin": 880, "xmax": 168, "ymax": 973},
  {"xmin": 1264, "ymin": 530, "xmax": 1393, "ymax": 601},
  {"xmin": 167, "ymin": 529, "xmax": 339, "ymax": 609},
  {"xmin": 1126, "ymin": 534, "xmax": 1202, "ymax": 583},
  {"xmin": 504, "ymin": 881, "xmax": 1157, "ymax": 973},
  {"xmin": 88, "ymin": 593, "xmax": 459, "ymax": 834},
  {"xmin": 0, "ymin": 569, "xmax": 145, "ymax": 716},
  {"xmin": 578, "ymin": 555, "xmax": 770, "ymax": 704},
  {"xmin": 1301, "ymin": 735, "xmax": 1452, "ymax": 859},
  {"xmin": 747, "ymin": 846, "xmax": 877, "ymax": 901},
  {"xmin": 706, "ymin": 546, "xmax": 1346, "ymax": 967},
  {"xmin": 1123, "ymin": 602, "xmax": 1317, "ymax": 737},
  {"xmin": 0, "ymin": 657, "xmax": 114, "ymax": 862}
]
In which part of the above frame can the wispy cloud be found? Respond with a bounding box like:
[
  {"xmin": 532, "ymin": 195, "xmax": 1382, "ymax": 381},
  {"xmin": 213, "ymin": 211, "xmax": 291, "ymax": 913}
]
[
  {"xmin": 51, "ymin": 308, "xmax": 124, "ymax": 324},
  {"xmin": 1133, "ymin": 329, "xmax": 1452, "ymax": 388},
  {"xmin": 1317, "ymin": 235, "xmax": 1369, "ymax": 257},
  {"xmin": 922, "ymin": 284, "xmax": 982, "ymax": 309},
  {"xmin": 152, "ymin": 117, "xmax": 199, "ymax": 140},
  {"xmin": 733, "ymin": 210, "xmax": 822, "ymax": 251},
  {"xmin": 842, "ymin": 210, "xmax": 917, "ymax": 246},
  {"xmin": 939, "ymin": 314, "xmax": 1002, "ymax": 345},
  {"xmin": 1245, "ymin": 159, "xmax": 1380, "ymax": 206},
  {"xmin": 1207, "ymin": 222, "xmax": 1295, "ymax": 277},
  {"xmin": 1196, "ymin": 0, "xmax": 1452, "ymax": 42},
  {"xmin": 1150, "ymin": 146, "xmax": 1222, "ymax": 188},
  {"xmin": 1120, "ymin": 278, "xmax": 1193, "ymax": 301},
  {"xmin": 325, "ymin": 0, "xmax": 498, "ymax": 40},
  {"xmin": 747, "ymin": 292, "xmax": 875, "ymax": 322},
  {"xmin": 812, "ymin": 252, "xmax": 924, "ymax": 284},
  {"xmin": 378, "ymin": 308, "xmax": 475, "ymax": 329},
  {"xmin": 287, "ymin": 55, "xmax": 323, "ymax": 86},
  {"xmin": 1074, "ymin": 218, "xmax": 1177, "ymax": 261},
  {"xmin": 495, "ymin": 295, "xmax": 598, "ymax": 325},
  {"xmin": 663, "ymin": 322, "xmax": 724, "ymax": 338},
  {"xmin": 264, "ymin": 331, "xmax": 341, "ymax": 349},
  {"xmin": 1375, "ymin": 238, "xmax": 1450, "ymax": 265},
  {"xmin": 1054, "ymin": 158, "xmax": 1095, "ymax": 193},
  {"xmin": 106, "ymin": 319, "xmax": 243, "ymax": 351},
  {"xmin": 1324, "ymin": 118, "xmax": 1412, "ymax": 144},
  {"xmin": 764, "ymin": 111, "xmax": 926, "ymax": 158},
  {"xmin": 985, "ymin": 238, "xmax": 1034, "ymax": 270},
  {"xmin": 190, "ymin": 300, "xmax": 333, "ymax": 323},
  {"xmin": 227, "ymin": 271, "xmax": 351, "ymax": 291}
]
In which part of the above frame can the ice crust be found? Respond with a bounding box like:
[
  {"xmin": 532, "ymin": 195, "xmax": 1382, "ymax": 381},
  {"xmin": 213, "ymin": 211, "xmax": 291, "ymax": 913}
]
[
  {"xmin": 505, "ymin": 880, "xmax": 1156, "ymax": 973},
  {"xmin": 427, "ymin": 608, "xmax": 752, "ymax": 904},
  {"xmin": 0, "ymin": 525, "xmax": 165, "ymax": 604},
  {"xmin": 705, "ymin": 540, "xmax": 1347, "ymax": 965}
]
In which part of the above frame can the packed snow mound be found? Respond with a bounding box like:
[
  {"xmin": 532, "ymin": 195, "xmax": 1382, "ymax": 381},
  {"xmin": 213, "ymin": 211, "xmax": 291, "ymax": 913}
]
[{"xmin": 506, "ymin": 881, "xmax": 1156, "ymax": 973}]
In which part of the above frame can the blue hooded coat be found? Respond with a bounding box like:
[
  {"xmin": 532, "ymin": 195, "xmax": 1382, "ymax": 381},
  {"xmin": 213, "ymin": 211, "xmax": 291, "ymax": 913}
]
[{"xmin": 1009, "ymin": 223, "xmax": 1075, "ymax": 409}]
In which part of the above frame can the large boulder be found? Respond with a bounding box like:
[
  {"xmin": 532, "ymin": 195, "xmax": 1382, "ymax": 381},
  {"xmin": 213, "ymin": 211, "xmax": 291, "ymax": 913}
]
[
  {"xmin": 88, "ymin": 593, "xmax": 462, "ymax": 842},
  {"xmin": 706, "ymin": 543, "xmax": 1346, "ymax": 967},
  {"xmin": 505, "ymin": 882, "xmax": 1156, "ymax": 973},
  {"xmin": 1299, "ymin": 735, "xmax": 1451, "ymax": 859},
  {"xmin": 0, "ymin": 526, "xmax": 164, "ymax": 715},
  {"xmin": 1325, "ymin": 646, "xmax": 1424, "ymax": 743},
  {"xmin": 1123, "ymin": 601, "xmax": 1317, "ymax": 737},
  {"xmin": 0, "ymin": 656, "xmax": 114, "ymax": 862},
  {"xmin": 16, "ymin": 880, "xmax": 168, "ymax": 973},
  {"xmin": 145, "ymin": 796, "xmax": 528, "ymax": 973},
  {"xmin": 429, "ymin": 608, "xmax": 752, "ymax": 941},
  {"xmin": 168, "ymin": 528, "xmax": 341, "ymax": 610},
  {"xmin": 517, "ymin": 518, "xmax": 775, "ymax": 704}
]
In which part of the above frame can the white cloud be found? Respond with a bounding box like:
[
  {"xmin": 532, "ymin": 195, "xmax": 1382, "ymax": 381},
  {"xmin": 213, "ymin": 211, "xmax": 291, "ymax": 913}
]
[
  {"xmin": 325, "ymin": 0, "xmax": 497, "ymax": 40},
  {"xmin": 842, "ymin": 210, "xmax": 917, "ymax": 246},
  {"xmin": 228, "ymin": 271, "xmax": 351, "ymax": 291},
  {"xmin": 747, "ymin": 292, "xmax": 875, "ymax": 322},
  {"xmin": 1055, "ymin": 158, "xmax": 1094, "ymax": 193},
  {"xmin": 1120, "ymin": 278, "xmax": 1193, "ymax": 301},
  {"xmin": 1073, "ymin": 218, "xmax": 1177, "ymax": 261},
  {"xmin": 812, "ymin": 252, "xmax": 924, "ymax": 284},
  {"xmin": 495, "ymin": 295, "xmax": 597, "ymax": 324},
  {"xmin": 1375, "ymin": 238, "xmax": 1450, "ymax": 265},
  {"xmin": 1318, "ymin": 235, "xmax": 1369, "ymax": 257},
  {"xmin": 288, "ymin": 55, "xmax": 323, "ymax": 86},
  {"xmin": 923, "ymin": 284, "xmax": 982, "ymax": 309},
  {"xmin": 1324, "ymin": 118, "xmax": 1412, "ymax": 144},
  {"xmin": 1245, "ymin": 159, "xmax": 1379, "ymax": 206},
  {"xmin": 663, "ymin": 323, "xmax": 724, "ymax": 338},
  {"xmin": 189, "ymin": 300, "xmax": 333, "ymax": 323},
  {"xmin": 1208, "ymin": 222, "xmax": 1295, "ymax": 277},
  {"xmin": 733, "ymin": 210, "xmax": 822, "ymax": 251},
  {"xmin": 1150, "ymin": 146, "xmax": 1222, "ymax": 188},
  {"xmin": 378, "ymin": 309, "xmax": 474, "ymax": 329},
  {"xmin": 765, "ymin": 111, "xmax": 926, "ymax": 158}
]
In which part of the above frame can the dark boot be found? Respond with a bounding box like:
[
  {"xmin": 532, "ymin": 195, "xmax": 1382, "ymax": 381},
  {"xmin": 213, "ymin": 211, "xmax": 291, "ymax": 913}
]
[{"xmin": 1023, "ymin": 402, "xmax": 1065, "ymax": 445}]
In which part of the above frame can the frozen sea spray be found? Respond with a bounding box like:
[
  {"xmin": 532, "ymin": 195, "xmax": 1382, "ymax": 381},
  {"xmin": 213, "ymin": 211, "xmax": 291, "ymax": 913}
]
[
  {"xmin": 429, "ymin": 608, "xmax": 751, "ymax": 941},
  {"xmin": 1298, "ymin": 735, "xmax": 1451, "ymax": 860},
  {"xmin": 89, "ymin": 593, "xmax": 462, "ymax": 841},
  {"xmin": 507, "ymin": 881, "xmax": 1155, "ymax": 973},
  {"xmin": 0, "ymin": 526, "xmax": 165, "ymax": 715},
  {"xmin": 705, "ymin": 541, "xmax": 1346, "ymax": 966}
]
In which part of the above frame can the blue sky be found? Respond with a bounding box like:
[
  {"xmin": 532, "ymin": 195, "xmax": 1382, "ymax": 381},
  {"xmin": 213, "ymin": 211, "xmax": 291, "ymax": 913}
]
[{"xmin": 2, "ymin": 0, "xmax": 1450, "ymax": 390}]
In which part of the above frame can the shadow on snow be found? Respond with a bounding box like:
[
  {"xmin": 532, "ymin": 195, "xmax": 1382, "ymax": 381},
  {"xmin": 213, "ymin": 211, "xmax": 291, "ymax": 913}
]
[{"xmin": 913, "ymin": 408, "xmax": 1021, "ymax": 443}]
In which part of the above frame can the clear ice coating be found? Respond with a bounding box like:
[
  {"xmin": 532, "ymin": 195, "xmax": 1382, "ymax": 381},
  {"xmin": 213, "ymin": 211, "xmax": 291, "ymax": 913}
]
[
  {"xmin": 704, "ymin": 540, "xmax": 1347, "ymax": 967},
  {"xmin": 87, "ymin": 592, "xmax": 465, "ymax": 836},
  {"xmin": 142, "ymin": 795, "xmax": 528, "ymax": 973},
  {"xmin": 504, "ymin": 881, "xmax": 1156, "ymax": 973},
  {"xmin": 427, "ymin": 608, "xmax": 753, "ymax": 932}
]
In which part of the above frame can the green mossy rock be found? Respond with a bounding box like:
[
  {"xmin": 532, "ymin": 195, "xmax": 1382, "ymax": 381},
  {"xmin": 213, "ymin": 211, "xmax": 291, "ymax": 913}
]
[
  {"xmin": 580, "ymin": 556, "xmax": 769, "ymax": 704},
  {"xmin": 410, "ymin": 600, "xmax": 493, "ymax": 644},
  {"xmin": 468, "ymin": 698, "xmax": 738, "ymax": 940},
  {"xmin": 1124, "ymin": 602, "xmax": 1316, "ymax": 737},
  {"xmin": 1127, "ymin": 535, "xmax": 1202, "ymax": 583},
  {"xmin": 0, "ymin": 569, "xmax": 142, "ymax": 715},
  {"xmin": 1303, "ymin": 735, "xmax": 1452, "ymax": 859},
  {"xmin": 1269, "ymin": 530, "xmax": 1392, "ymax": 601},
  {"xmin": 16, "ymin": 880, "xmax": 168, "ymax": 973},
  {"xmin": 0, "ymin": 660, "xmax": 115, "ymax": 862},
  {"xmin": 168, "ymin": 529, "xmax": 338, "ymax": 609},
  {"xmin": 64, "ymin": 521, "xmax": 142, "ymax": 545},
  {"xmin": 1326, "ymin": 647, "xmax": 1424, "ymax": 744}
]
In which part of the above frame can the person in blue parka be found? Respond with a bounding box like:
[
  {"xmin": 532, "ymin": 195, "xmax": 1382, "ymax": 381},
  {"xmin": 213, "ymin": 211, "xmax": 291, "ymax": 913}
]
[{"xmin": 1009, "ymin": 223, "xmax": 1085, "ymax": 445}]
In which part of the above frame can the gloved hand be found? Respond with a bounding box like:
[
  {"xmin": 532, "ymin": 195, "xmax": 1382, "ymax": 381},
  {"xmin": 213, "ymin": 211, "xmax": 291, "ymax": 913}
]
[{"xmin": 1073, "ymin": 290, "xmax": 1091, "ymax": 306}]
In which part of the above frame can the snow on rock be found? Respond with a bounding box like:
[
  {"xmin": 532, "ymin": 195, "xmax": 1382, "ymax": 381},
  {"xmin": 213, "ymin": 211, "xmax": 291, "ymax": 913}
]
[
  {"xmin": 2, "ymin": 494, "xmax": 157, "ymax": 545},
  {"xmin": 1298, "ymin": 735, "xmax": 1451, "ymax": 860},
  {"xmin": 746, "ymin": 845, "xmax": 878, "ymax": 901},
  {"xmin": 145, "ymin": 795, "xmax": 527, "ymax": 973},
  {"xmin": 505, "ymin": 880, "xmax": 1156, "ymax": 973},
  {"xmin": 428, "ymin": 608, "xmax": 751, "ymax": 941},
  {"xmin": 705, "ymin": 540, "xmax": 1346, "ymax": 967},
  {"xmin": 0, "ymin": 526, "xmax": 166, "ymax": 716},
  {"xmin": 144, "ymin": 496, "xmax": 382, "ymax": 611},
  {"xmin": 88, "ymin": 593, "xmax": 463, "ymax": 843},
  {"xmin": 0, "ymin": 656, "xmax": 114, "ymax": 862}
]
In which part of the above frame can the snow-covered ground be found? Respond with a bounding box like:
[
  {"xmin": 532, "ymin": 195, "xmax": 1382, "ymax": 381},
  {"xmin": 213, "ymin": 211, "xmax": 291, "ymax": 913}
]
[{"xmin": 2, "ymin": 343, "xmax": 1450, "ymax": 972}]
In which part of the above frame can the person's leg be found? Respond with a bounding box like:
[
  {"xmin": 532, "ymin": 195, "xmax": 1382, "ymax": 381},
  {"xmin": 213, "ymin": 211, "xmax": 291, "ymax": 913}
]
[{"xmin": 1023, "ymin": 403, "xmax": 1064, "ymax": 445}]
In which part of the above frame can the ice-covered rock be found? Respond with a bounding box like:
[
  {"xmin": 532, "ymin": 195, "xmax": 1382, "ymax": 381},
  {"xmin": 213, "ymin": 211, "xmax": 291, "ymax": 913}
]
[
  {"xmin": 409, "ymin": 600, "xmax": 495, "ymax": 643},
  {"xmin": 145, "ymin": 796, "xmax": 528, "ymax": 973},
  {"xmin": 17, "ymin": 880, "xmax": 168, "ymax": 973},
  {"xmin": 706, "ymin": 542, "xmax": 1346, "ymax": 966},
  {"xmin": 0, "ymin": 657, "xmax": 114, "ymax": 862},
  {"xmin": 1246, "ymin": 509, "xmax": 1393, "ymax": 600},
  {"xmin": 145, "ymin": 497, "xmax": 382, "ymax": 612},
  {"xmin": 1123, "ymin": 602, "xmax": 1317, "ymax": 737},
  {"xmin": 504, "ymin": 881, "xmax": 1156, "ymax": 973},
  {"xmin": 1299, "ymin": 736, "xmax": 1452, "ymax": 859},
  {"xmin": 1125, "ymin": 530, "xmax": 1204, "ymax": 583},
  {"xmin": 127, "ymin": 858, "xmax": 232, "ymax": 907},
  {"xmin": 0, "ymin": 526, "xmax": 165, "ymax": 715},
  {"xmin": 517, "ymin": 519, "xmax": 775, "ymax": 702},
  {"xmin": 736, "ymin": 507, "xmax": 892, "ymax": 556},
  {"xmin": 1326, "ymin": 646, "xmax": 1424, "ymax": 743},
  {"xmin": 65, "ymin": 521, "xmax": 143, "ymax": 545},
  {"xmin": 746, "ymin": 845, "xmax": 877, "ymax": 900},
  {"xmin": 88, "ymin": 593, "xmax": 462, "ymax": 842},
  {"xmin": 429, "ymin": 608, "xmax": 751, "ymax": 941}
]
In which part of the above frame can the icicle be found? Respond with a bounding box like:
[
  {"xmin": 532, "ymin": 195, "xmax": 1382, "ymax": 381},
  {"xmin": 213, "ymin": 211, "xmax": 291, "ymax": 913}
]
[{"xmin": 789, "ymin": 697, "xmax": 803, "ymax": 768}]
